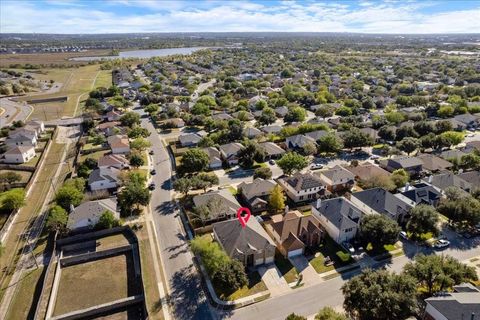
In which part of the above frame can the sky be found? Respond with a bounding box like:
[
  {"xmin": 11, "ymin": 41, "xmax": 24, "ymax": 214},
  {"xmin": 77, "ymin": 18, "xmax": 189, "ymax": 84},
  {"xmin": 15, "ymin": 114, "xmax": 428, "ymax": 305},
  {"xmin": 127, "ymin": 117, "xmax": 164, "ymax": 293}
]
[{"xmin": 1, "ymin": 0, "xmax": 479, "ymax": 34}]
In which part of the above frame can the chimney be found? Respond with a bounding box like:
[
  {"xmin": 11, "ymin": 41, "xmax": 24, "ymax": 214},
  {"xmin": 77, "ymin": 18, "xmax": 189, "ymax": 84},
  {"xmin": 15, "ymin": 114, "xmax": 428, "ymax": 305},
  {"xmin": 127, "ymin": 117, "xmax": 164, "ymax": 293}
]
[
  {"xmin": 316, "ymin": 198, "xmax": 321, "ymax": 208},
  {"xmin": 428, "ymin": 175, "xmax": 432, "ymax": 183},
  {"xmin": 405, "ymin": 182, "xmax": 410, "ymax": 191},
  {"xmin": 471, "ymin": 313, "xmax": 475, "ymax": 320},
  {"xmin": 284, "ymin": 205, "xmax": 289, "ymax": 214}
]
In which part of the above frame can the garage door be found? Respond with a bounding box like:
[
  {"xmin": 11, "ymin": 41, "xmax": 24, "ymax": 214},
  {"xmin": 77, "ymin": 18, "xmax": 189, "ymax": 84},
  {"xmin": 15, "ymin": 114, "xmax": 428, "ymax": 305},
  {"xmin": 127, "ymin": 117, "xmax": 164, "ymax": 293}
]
[{"xmin": 287, "ymin": 248, "xmax": 304, "ymax": 257}]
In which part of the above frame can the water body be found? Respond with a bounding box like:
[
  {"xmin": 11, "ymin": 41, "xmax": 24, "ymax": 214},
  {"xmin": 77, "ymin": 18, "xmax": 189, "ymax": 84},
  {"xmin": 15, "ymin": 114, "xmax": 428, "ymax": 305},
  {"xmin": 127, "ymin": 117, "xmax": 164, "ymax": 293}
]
[{"xmin": 71, "ymin": 47, "xmax": 210, "ymax": 61}]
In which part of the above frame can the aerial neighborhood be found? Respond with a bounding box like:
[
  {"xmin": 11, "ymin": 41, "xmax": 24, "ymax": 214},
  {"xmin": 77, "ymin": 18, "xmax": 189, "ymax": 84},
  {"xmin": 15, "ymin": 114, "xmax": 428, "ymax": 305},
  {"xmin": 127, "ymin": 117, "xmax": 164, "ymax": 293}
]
[{"xmin": 0, "ymin": 30, "xmax": 479, "ymax": 320}]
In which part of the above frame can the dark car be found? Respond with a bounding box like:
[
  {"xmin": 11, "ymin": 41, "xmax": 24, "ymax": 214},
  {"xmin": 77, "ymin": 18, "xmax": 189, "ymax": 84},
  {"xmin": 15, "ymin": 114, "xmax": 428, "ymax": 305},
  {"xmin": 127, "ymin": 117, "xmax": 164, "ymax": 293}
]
[
  {"xmin": 150, "ymin": 169, "xmax": 156, "ymax": 175},
  {"xmin": 148, "ymin": 183, "xmax": 156, "ymax": 190},
  {"xmin": 149, "ymin": 150, "xmax": 154, "ymax": 155}
]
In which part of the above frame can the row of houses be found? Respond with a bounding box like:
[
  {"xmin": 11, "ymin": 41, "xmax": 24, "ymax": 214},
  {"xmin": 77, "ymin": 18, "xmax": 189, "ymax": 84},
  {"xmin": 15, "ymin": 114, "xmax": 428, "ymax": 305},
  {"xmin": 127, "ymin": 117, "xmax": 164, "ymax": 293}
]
[{"xmin": 1, "ymin": 120, "xmax": 45, "ymax": 164}]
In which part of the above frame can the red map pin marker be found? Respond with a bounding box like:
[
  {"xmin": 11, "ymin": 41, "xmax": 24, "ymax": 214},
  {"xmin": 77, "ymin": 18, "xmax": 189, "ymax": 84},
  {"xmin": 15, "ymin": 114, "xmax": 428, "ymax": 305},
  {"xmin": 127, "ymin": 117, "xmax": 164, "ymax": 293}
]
[{"xmin": 237, "ymin": 207, "xmax": 251, "ymax": 228}]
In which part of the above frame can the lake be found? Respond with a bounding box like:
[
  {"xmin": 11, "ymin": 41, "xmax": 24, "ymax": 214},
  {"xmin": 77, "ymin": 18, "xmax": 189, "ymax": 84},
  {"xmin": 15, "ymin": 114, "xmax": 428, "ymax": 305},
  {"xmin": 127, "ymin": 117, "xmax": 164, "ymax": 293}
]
[{"xmin": 71, "ymin": 47, "xmax": 210, "ymax": 61}]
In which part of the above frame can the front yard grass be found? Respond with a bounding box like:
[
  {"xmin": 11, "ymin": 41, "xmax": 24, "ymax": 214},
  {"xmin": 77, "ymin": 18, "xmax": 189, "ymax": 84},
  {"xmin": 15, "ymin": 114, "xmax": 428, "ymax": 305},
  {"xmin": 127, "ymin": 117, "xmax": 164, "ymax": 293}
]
[
  {"xmin": 309, "ymin": 236, "xmax": 354, "ymax": 274},
  {"xmin": 24, "ymin": 154, "xmax": 41, "ymax": 167},
  {"xmin": 214, "ymin": 271, "xmax": 267, "ymax": 301},
  {"xmin": 78, "ymin": 149, "xmax": 109, "ymax": 163},
  {"xmin": 274, "ymin": 252, "xmax": 298, "ymax": 284}
]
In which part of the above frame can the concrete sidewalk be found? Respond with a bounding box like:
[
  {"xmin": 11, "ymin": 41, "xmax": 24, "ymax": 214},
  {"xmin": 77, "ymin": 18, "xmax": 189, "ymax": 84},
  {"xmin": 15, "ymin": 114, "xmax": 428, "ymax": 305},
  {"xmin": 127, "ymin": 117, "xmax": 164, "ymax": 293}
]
[{"xmin": 258, "ymin": 264, "xmax": 290, "ymax": 297}]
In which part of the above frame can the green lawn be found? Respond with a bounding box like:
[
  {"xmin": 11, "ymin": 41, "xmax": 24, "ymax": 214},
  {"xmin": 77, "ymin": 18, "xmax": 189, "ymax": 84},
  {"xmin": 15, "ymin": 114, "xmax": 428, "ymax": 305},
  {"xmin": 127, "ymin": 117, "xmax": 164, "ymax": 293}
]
[
  {"xmin": 221, "ymin": 271, "xmax": 268, "ymax": 301},
  {"xmin": 274, "ymin": 252, "xmax": 298, "ymax": 284},
  {"xmin": 309, "ymin": 236, "xmax": 353, "ymax": 274},
  {"xmin": 79, "ymin": 150, "xmax": 109, "ymax": 163},
  {"xmin": 24, "ymin": 154, "xmax": 40, "ymax": 167},
  {"xmin": 228, "ymin": 186, "xmax": 237, "ymax": 196}
]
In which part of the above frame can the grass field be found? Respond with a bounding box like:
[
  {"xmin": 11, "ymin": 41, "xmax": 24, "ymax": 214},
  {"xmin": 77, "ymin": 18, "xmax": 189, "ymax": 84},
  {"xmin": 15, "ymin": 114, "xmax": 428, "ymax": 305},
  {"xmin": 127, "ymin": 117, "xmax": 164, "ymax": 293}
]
[
  {"xmin": 5, "ymin": 267, "xmax": 44, "ymax": 320},
  {"xmin": 0, "ymin": 50, "xmax": 112, "ymax": 67},
  {"xmin": 53, "ymin": 252, "xmax": 136, "ymax": 316},
  {"xmin": 14, "ymin": 65, "xmax": 112, "ymax": 121}
]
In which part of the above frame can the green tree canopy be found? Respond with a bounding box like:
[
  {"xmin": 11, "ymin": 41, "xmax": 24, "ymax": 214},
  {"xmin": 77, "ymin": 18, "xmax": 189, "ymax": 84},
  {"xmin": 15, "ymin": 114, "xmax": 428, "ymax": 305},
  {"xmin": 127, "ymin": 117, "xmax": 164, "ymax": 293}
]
[
  {"xmin": 1, "ymin": 188, "xmax": 26, "ymax": 212},
  {"xmin": 359, "ymin": 214, "xmax": 401, "ymax": 249},
  {"xmin": 46, "ymin": 205, "xmax": 68, "ymax": 233},
  {"xmin": 180, "ymin": 148, "xmax": 210, "ymax": 174},
  {"xmin": 277, "ymin": 152, "xmax": 308, "ymax": 175},
  {"xmin": 406, "ymin": 205, "xmax": 440, "ymax": 240},
  {"xmin": 315, "ymin": 307, "xmax": 347, "ymax": 320}
]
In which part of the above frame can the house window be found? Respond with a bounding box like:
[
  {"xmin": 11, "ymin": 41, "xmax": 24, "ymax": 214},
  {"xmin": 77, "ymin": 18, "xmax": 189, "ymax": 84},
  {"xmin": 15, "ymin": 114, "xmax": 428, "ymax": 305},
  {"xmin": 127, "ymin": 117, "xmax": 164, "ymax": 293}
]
[
  {"xmin": 299, "ymin": 196, "xmax": 304, "ymax": 200},
  {"xmin": 344, "ymin": 228, "xmax": 353, "ymax": 233}
]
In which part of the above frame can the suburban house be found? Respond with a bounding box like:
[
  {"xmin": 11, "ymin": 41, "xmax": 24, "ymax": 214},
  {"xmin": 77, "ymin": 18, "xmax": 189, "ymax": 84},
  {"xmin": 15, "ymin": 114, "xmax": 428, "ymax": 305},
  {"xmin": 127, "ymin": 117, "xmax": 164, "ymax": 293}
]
[
  {"xmin": 202, "ymin": 147, "xmax": 222, "ymax": 169},
  {"xmin": 439, "ymin": 149, "xmax": 467, "ymax": 161},
  {"xmin": 192, "ymin": 189, "xmax": 241, "ymax": 223},
  {"xmin": 244, "ymin": 127, "xmax": 263, "ymax": 139},
  {"xmin": 261, "ymin": 125, "xmax": 282, "ymax": 134},
  {"xmin": 346, "ymin": 163, "xmax": 391, "ymax": 182},
  {"xmin": 259, "ymin": 141, "xmax": 286, "ymax": 159},
  {"xmin": 312, "ymin": 197, "xmax": 362, "ymax": 244},
  {"xmin": 238, "ymin": 178, "xmax": 277, "ymax": 213},
  {"xmin": 396, "ymin": 183, "xmax": 443, "ymax": 207},
  {"xmin": 266, "ymin": 210, "xmax": 324, "ymax": 257},
  {"xmin": 457, "ymin": 171, "xmax": 480, "ymax": 190},
  {"xmin": 97, "ymin": 121, "xmax": 121, "ymax": 136},
  {"xmin": 464, "ymin": 141, "xmax": 480, "ymax": 154},
  {"xmin": 9, "ymin": 127, "xmax": 38, "ymax": 140},
  {"xmin": 219, "ymin": 142, "xmax": 243, "ymax": 166},
  {"xmin": 423, "ymin": 283, "xmax": 480, "ymax": 320},
  {"xmin": 212, "ymin": 217, "xmax": 276, "ymax": 266},
  {"xmin": 359, "ymin": 127, "xmax": 379, "ymax": 142},
  {"xmin": 304, "ymin": 130, "xmax": 329, "ymax": 141},
  {"xmin": 97, "ymin": 154, "xmax": 130, "ymax": 169},
  {"xmin": 3, "ymin": 146, "xmax": 36, "ymax": 164},
  {"xmin": 415, "ymin": 154, "xmax": 453, "ymax": 173},
  {"xmin": 316, "ymin": 165, "xmax": 355, "ymax": 192},
  {"xmin": 446, "ymin": 118, "xmax": 467, "ymax": 131},
  {"xmin": 351, "ymin": 187, "xmax": 413, "ymax": 223},
  {"xmin": 5, "ymin": 133, "xmax": 37, "ymax": 148},
  {"xmin": 179, "ymin": 133, "xmax": 202, "ymax": 147},
  {"xmin": 381, "ymin": 156, "xmax": 424, "ymax": 177},
  {"xmin": 88, "ymin": 167, "xmax": 121, "ymax": 191},
  {"xmin": 25, "ymin": 120, "xmax": 45, "ymax": 134},
  {"xmin": 212, "ymin": 112, "xmax": 233, "ymax": 121},
  {"xmin": 423, "ymin": 172, "xmax": 473, "ymax": 195},
  {"xmin": 107, "ymin": 135, "xmax": 130, "ymax": 154},
  {"xmin": 166, "ymin": 118, "xmax": 185, "ymax": 128},
  {"xmin": 285, "ymin": 134, "xmax": 316, "ymax": 150},
  {"xmin": 106, "ymin": 110, "xmax": 122, "ymax": 122},
  {"xmin": 67, "ymin": 198, "xmax": 118, "ymax": 230},
  {"xmin": 454, "ymin": 113, "xmax": 480, "ymax": 129},
  {"xmin": 278, "ymin": 172, "xmax": 326, "ymax": 203},
  {"xmin": 274, "ymin": 106, "xmax": 288, "ymax": 117},
  {"xmin": 232, "ymin": 111, "xmax": 254, "ymax": 121}
]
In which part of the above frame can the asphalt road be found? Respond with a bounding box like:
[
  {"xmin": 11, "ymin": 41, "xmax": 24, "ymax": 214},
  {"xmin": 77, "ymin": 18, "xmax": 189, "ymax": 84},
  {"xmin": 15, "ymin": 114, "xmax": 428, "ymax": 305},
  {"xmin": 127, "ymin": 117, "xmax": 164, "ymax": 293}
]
[
  {"xmin": 139, "ymin": 110, "xmax": 214, "ymax": 320},
  {"xmin": 0, "ymin": 97, "xmax": 33, "ymax": 128}
]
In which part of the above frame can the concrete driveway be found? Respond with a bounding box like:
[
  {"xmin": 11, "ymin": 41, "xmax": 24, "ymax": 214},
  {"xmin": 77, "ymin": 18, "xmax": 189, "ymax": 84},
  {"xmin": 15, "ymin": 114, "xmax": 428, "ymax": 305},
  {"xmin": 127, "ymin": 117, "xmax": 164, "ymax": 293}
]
[
  {"xmin": 289, "ymin": 255, "xmax": 321, "ymax": 286},
  {"xmin": 257, "ymin": 264, "xmax": 290, "ymax": 297}
]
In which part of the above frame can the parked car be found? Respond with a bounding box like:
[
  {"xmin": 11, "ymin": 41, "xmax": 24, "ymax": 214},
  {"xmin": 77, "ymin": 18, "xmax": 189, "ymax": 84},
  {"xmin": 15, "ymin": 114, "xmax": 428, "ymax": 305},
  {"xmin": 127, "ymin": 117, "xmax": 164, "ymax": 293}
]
[
  {"xmin": 433, "ymin": 239, "xmax": 450, "ymax": 249},
  {"xmin": 269, "ymin": 159, "xmax": 275, "ymax": 165},
  {"xmin": 310, "ymin": 163, "xmax": 324, "ymax": 170},
  {"xmin": 342, "ymin": 241, "xmax": 355, "ymax": 254},
  {"xmin": 149, "ymin": 150, "xmax": 154, "ymax": 155},
  {"xmin": 148, "ymin": 182, "xmax": 156, "ymax": 190},
  {"xmin": 399, "ymin": 231, "xmax": 408, "ymax": 240},
  {"xmin": 150, "ymin": 169, "xmax": 156, "ymax": 175},
  {"xmin": 370, "ymin": 155, "xmax": 380, "ymax": 160}
]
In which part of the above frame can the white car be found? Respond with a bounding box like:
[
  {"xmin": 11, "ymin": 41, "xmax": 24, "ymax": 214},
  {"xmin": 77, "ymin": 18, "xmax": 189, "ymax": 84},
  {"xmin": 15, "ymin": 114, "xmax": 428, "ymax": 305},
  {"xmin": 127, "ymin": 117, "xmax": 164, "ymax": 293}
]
[
  {"xmin": 399, "ymin": 231, "xmax": 408, "ymax": 240},
  {"xmin": 342, "ymin": 242, "xmax": 355, "ymax": 254},
  {"xmin": 310, "ymin": 163, "xmax": 324, "ymax": 170},
  {"xmin": 370, "ymin": 155, "xmax": 380, "ymax": 160},
  {"xmin": 433, "ymin": 239, "xmax": 450, "ymax": 249}
]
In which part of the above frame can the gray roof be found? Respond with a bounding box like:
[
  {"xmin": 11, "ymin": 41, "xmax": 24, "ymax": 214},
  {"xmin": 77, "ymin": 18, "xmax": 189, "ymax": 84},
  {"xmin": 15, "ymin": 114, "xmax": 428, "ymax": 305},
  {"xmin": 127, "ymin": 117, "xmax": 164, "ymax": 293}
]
[
  {"xmin": 305, "ymin": 130, "xmax": 328, "ymax": 141},
  {"xmin": 457, "ymin": 171, "xmax": 480, "ymax": 189},
  {"xmin": 314, "ymin": 197, "xmax": 361, "ymax": 231},
  {"xmin": 286, "ymin": 134, "xmax": 316, "ymax": 149},
  {"xmin": 179, "ymin": 133, "xmax": 202, "ymax": 145},
  {"xmin": 416, "ymin": 154, "xmax": 452, "ymax": 172},
  {"xmin": 352, "ymin": 187, "xmax": 413, "ymax": 219},
  {"xmin": 400, "ymin": 183, "xmax": 442, "ymax": 206},
  {"xmin": 219, "ymin": 142, "xmax": 243, "ymax": 158},
  {"xmin": 193, "ymin": 189, "xmax": 241, "ymax": 219},
  {"xmin": 440, "ymin": 149, "xmax": 467, "ymax": 161},
  {"xmin": 318, "ymin": 165, "xmax": 355, "ymax": 185},
  {"xmin": 424, "ymin": 172, "xmax": 473, "ymax": 193},
  {"xmin": 67, "ymin": 198, "xmax": 118, "ymax": 229},
  {"xmin": 284, "ymin": 172, "xmax": 324, "ymax": 191},
  {"xmin": 261, "ymin": 125, "xmax": 282, "ymax": 134},
  {"xmin": 88, "ymin": 167, "xmax": 120, "ymax": 186},
  {"xmin": 425, "ymin": 291, "xmax": 480, "ymax": 320},
  {"xmin": 238, "ymin": 179, "xmax": 276, "ymax": 201},
  {"xmin": 259, "ymin": 142, "xmax": 286, "ymax": 156},
  {"xmin": 389, "ymin": 156, "xmax": 423, "ymax": 168},
  {"xmin": 213, "ymin": 217, "xmax": 276, "ymax": 261},
  {"xmin": 454, "ymin": 113, "xmax": 479, "ymax": 125},
  {"xmin": 243, "ymin": 127, "xmax": 262, "ymax": 138}
]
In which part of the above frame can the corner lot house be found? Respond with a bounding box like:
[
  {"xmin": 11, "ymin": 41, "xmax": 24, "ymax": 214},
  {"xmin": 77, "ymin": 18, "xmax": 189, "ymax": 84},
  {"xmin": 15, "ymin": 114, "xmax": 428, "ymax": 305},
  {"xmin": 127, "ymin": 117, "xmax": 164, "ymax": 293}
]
[
  {"xmin": 351, "ymin": 187, "xmax": 413, "ymax": 223},
  {"xmin": 3, "ymin": 146, "xmax": 36, "ymax": 164},
  {"xmin": 278, "ymin": 172, "xmax": 326, "ymax": 203},
  {"xmin": 312, "ymin": 197, "xmax": 362, "ymax": 244},
  {"xmin": 424, "ymin": 283, "xmax": 480, "ymax": 320},
  {"xmin": 213, "ymin": 217, "xmax": 276, "ymax": 266},
  {"xmin": 88, "ymin": 167, "xmax": 121, "ymax": 191},
  {"xmin": 238, "ymin": 178, "xmax": 277, "ymax": 213},
  {"xmin": 67, "ymin": 198, "xmax": 118, "ymax": 230},
  {"xmin": 5, "ymin": 133, "xmax": 37, "ymax": 148},
  {"xmin": 267, "ymin": 210, "xmax": 324, "ymax": 257}
]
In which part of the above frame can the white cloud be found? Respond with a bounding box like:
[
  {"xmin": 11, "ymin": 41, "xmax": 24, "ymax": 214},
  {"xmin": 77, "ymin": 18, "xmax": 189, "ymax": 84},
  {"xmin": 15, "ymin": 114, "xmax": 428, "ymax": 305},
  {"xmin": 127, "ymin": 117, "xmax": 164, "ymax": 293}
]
[{"xmin": 0, "ymin": 0, "xmax": 478, "ymax": 33}]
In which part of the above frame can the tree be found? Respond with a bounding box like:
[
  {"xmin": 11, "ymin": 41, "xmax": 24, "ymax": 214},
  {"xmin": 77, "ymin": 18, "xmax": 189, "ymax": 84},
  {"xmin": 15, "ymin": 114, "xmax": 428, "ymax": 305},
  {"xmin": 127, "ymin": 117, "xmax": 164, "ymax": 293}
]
[
  {"xmin": 130, "ymin": 137, "xmax": 151, "ymax": 151},
  {"xmin": 284, "ymin": 106, "xmax": 306, "ymax": 122},
  {"xmin": 315, "ymin": 105, "xmax": 335, "ymax": 118},
  {"xmin": 195, "ymin": 172, "xmax": 219, "ymax": 192},
  {"xmin": 378, "ymin": 125, "xmax": 396, "ymax": 141},
  {"xmin": 238, "ymin": 143, "xmax": 264, "ymax": 168},
  {"xmin": 119, "ymin": 111, "xmax": 140, "ymax": 128},
  {"xmin": 277, "ymin": 152, "xmax": 308, "ymax": 175},
  {"xmin": 342, "ymin": 269, "xmax": 416, "ymax": 320},
  {"xmin": 180, "ymin": 148, "xmax": 209, "ymax": 174},
  {"xmin": 118, "ymin": 181, "xmax": 151, "ymax": 216},
  {"xmin": 259, "ymin": 107, "xmax": 277, "ymax": 125},
  {"xmin": 390, "ymin": 169, "xmax": 409, "ymax": 189},
  {"xmin": 46, "ymin": 205, "xmax": 68, "ymax": 233},
  {"xmin": 460, "ymin": 153, "xmax": 480, "ymax": 170},
  {"xmin": 342, "ymin": 128, "xmax": 374, "ymax": 150},
  {"xmin": 315, "ymin": 307, "xmax": 347, "ymax": 320},
  {"xmin": 358, "ymin": 174, "xmax": 395, "ymax": 192},
  {"xmin": 127, "ymin": 126, "xmax": 150, "ymax": 139},
  {"xmin": 213, "ymin": 259, "xmax": 248, "ymax": 292},
  {"xmin": 396, "ymin": 137, "xmax": 420, "ymax": 155},
  {"xmin": 438, "ymin": 194, "xmax": 480, "ymax": 228},
  {"xmin": 285, "ymin": 314, "xmax": 306, "ymax": 320},
  {"xmin": 95, "ymin": 210, "xmax": 121, "ymax": 230},
  {"xmin": 173, "ymin": 178, "xmax": 192, "ymax": 196},
  {"xmin": 1, "ymin": 188, "xmax": 26, "ymax": 212},
  {"xmin": 437, "ymin": 105, "xmax": 455, "ymax": 118},
  {"xmin": 403, "ymin": 254, "xmax": 478, "ymax": 297},
  {"xmin": 268, "ymin": 185, "xmax": 285, "ymax": 213},
  {"xmin": 440, "ymin": 131, "xmax": 464, "ymax": 147},
  {"xmin": 406, "ymin": 205, "xmax": 440, "ymax": 239},
  {"xmin": 359, "ymin": 214, "xmax": 401, "ymax": 249},
  {"xmin": 129, "ymin": 153, "xmax": 144, "ymax": 168},
  {"xmin": 317, "ymin": 133, "xmax": 343, "ymax": 155},
  {"xmin": 302, "ymin": 142, "xmax": 317, "ymax": 156},
  {"xmin": 55, "ymin": 180, "xmax": 84, "ymax": 210},
  {"xmin": 254, "ymin": 167, "xmax": 272, "ymax": 180}
]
